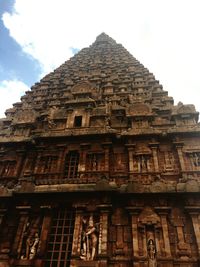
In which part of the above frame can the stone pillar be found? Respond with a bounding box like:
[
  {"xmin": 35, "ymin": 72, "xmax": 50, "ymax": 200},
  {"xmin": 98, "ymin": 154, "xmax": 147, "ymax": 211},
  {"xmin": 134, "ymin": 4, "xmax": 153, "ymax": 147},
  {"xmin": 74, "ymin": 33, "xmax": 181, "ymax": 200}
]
[
  {"xmin": 102, "ymin": 142, "xmax": 112, "ymax": 172},
  {"xmin": 189, "ymin": 212, "xmax": 200, "ymax": 256},
  {"xmin": 104, "ymin": 148, "xmax": 109, "ymax": 172},
  {"xmin": 80, "ymin": 144, "xmax": 90, "ymax": 176},
  {"xmin": 0, "ymin": 209, "xmax": 6, "ymax": 227},
  {"xmin": 15, "ymin": 151, "xmax": 25, "ymax": 177},
  {"xmin": 159, "ymin": 212, "xmax": 172, "ymax": 257},
  {"xmin": 34, "ymin": 152, "xmax": 41, "ymax": 174},
  {"xmin": 12, "ymin": 209, "xmax": 29, "ymax": 258},
  {"xmin": 130, "ymin": 212, "xmax": 139, "ymax": 258},
  {"xmin": 57, "ymin": 145, "xmax": 66, "ymax": 178},
  {"xmin": 37, "ymin": 207, "xmax": 52, "ymax": 258},
  {"xmin": 23, "ymin": 151, "xmax": 36, "ymax": 177},
  {"xmin": 149, "ymin": 143, "xmax": 159, "ymax": 172},
  {"xmin": 71, "ymin": 210, "xmax": 82, "ymax": 258},
  {"xmin": 98, "ymin": 209, "xmax": 109, "ymax": 256},
  {"xmin": 142, "ymin": 227, "xmax": 147, "ymax": 257},
  {"xmin": 126, "ymin": 144, "xmax": 136, "ymax": 173},
  {"xmin": 85, "ymin": 107, "xmax": 92, "ymax": 127},
  {"xmin": 154, "ymin": 227, "xmax": 161, "ymax": 257},
  {"xmin": 174, "ymin": 142, "xmax": 185, "ymax": 172}
]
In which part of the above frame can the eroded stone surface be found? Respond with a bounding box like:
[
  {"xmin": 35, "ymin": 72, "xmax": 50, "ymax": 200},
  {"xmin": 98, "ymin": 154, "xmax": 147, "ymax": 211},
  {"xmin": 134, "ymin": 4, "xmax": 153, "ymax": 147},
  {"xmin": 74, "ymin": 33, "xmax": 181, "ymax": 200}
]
[{"xmin": 0, "ymin": 33, "xmax": 200, "ymax": 267}]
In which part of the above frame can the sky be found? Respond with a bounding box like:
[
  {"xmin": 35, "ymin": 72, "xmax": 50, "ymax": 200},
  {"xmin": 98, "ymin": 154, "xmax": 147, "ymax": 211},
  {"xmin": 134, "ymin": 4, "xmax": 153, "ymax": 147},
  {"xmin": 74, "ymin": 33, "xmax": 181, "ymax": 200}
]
[{"xmin": 0, "ymin": 0, "xmax": 200, "ymax": 118}]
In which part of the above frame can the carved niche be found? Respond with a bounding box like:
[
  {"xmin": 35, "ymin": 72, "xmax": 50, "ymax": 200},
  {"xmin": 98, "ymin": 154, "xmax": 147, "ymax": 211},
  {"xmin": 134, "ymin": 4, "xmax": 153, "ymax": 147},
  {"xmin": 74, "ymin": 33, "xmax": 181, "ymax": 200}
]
[
  {"xmin": 80, "ymin": 213, "xmax": 100, "ymax": 261},
  {"xmin": 13, "ymin": 214, "xmax": 42, "ymax": 260},
  {"xmin": 169, "ymin": 208, "xmax": 192, "ymax": 258},
  {"xmin": 108, "ymin": 208, "xmax": 132, "ymax": 260},
  {"xmin": 138, "ymin": 207, "xmax": 161, "ymax": 266},
  {"xmin": 133, "ymin": 144, "xmax": 153, "ymax": 173},
  {"xmin": 12, "ymin": 109, "xmax": 37, "ymax": 125},
  {"xmin": 110, "ymin": 147, "xmax": 128, "ymax": 174},
  {"xmin": 71, "ymin": 81, "xmax": 93, "ymax": 98},
  {"xmin": 186, "ymin": 151, "xmax": 200, "ymax": 170},
  {"xmin": 158, "ymin": 145, "xmax": 179, "ymax": 174}
]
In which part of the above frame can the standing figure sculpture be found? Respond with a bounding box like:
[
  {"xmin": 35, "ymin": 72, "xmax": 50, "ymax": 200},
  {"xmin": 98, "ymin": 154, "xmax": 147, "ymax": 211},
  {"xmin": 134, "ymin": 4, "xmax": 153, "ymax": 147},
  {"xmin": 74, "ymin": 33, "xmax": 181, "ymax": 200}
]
[
  {"xmin": 25, "ymin": 232, "xmax": 39, "ymax": 259},
  {"xmin": 80, "ymin": 215, "xmax": 98, "ymax": 261},
  {"xmin": 147, "ymin": 239, "xmax": 157, "ymax": 267},
  {"xmin": 29, "ymin": 232, "xmax": 40, "ymax": 259}
]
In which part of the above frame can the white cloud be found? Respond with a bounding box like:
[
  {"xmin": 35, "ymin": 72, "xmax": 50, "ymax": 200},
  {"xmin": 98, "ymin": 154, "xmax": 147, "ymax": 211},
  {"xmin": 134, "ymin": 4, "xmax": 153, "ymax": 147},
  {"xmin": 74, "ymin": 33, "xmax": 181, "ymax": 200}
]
[
  {"xmin": 2, "ymin": 0, "xmax": 200, "ymax": 112},
  {"xmin": 0, "ymin": 80, "xmax": 29, "ymax": 118}
]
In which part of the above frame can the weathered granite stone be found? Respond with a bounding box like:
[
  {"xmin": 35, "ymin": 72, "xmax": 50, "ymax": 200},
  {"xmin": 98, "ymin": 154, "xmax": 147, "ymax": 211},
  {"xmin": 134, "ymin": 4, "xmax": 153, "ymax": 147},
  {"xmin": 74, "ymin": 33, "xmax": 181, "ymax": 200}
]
[{"xmin": 0, "ymin": 33, "xmax": 199, "ymax": 266}]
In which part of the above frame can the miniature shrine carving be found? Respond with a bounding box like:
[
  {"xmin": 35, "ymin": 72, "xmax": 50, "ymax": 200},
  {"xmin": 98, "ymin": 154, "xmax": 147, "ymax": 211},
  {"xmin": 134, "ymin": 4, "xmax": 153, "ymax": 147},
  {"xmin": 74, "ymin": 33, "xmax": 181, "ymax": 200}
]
[{"xmin": 0, "ymin": 33, "xmax": 200, "ymax": 267}]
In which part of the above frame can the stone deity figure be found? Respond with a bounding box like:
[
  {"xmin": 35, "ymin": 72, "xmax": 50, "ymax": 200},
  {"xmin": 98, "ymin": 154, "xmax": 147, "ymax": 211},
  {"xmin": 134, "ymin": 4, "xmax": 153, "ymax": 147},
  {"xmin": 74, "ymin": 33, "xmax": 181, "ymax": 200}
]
[
  {"xmin": 80, "ymin": 215, "xmax": 98, "ymax": 261},
  {"xmin": 29, "ymin": 232, "xmax": 40, "ymax": 259},
  {"xmin": 24, "ymin": 232, "xmax": 39, "ymax": 260},
  {"xmin": 193, "ymin": 153, "xmax": 200, "ymax": 167},
  {"xmin": 147, "ymin": 239, "xmax": 157, "ymax": 267}
]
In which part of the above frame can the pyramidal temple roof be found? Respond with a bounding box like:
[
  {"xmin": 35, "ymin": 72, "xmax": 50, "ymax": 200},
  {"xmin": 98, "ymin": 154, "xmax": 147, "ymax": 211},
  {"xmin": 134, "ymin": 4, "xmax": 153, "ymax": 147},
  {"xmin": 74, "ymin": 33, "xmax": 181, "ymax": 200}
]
[{"xmin": 0, "ymin": 33, "xmax": 199, "ymax": 142}]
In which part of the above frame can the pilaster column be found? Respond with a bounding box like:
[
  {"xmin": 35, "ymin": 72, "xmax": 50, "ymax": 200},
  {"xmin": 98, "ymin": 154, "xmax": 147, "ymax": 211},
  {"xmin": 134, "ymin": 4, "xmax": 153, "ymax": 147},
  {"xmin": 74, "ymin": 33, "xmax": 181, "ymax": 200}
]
[
  {"xmin": 131, "ymin": 212, "xmax": 140, "ymax": 258},
  {"xmin": 85, "ymin": 107, "xmax": 92, "ymax": 127},
  {"xmin": 102, "ymin": 142, "xmax": 112, "ymax": 172},
  {"xmin": 12, "ymin": 207, "xmax": 30, "ymax": 258},
  {"xmin": 126, "ymin": 144, "xmax": 136, "ymax": 173},
  {"xmin": 98, "ymin": 208, "xmax": 109, "ymax": 256},
  {"xmin": 189, "ymin": 212, "xmax": 200, "ymax": 256},
  {"xmin": 154, "ymin": 226, "xmax": 161, "ymax": 257},
  {"xmin": 80, "ymin": 143, "xmax": 90, "ymax": 175},
  {"xmin": 142, "ymin": 227, "xmax": 147, "ymax": 257},
  {"xmin": 16, "ymin": 150, "xmax": 25, "ymax": 177},
  {"xmin": 37, "ymin": 206, "xmax": 52, "ymax": 257},
  {"xmin": 149, "ymin": 143, "xmax": 159, "ymax": 172},
  {"xmin": 23, "ymin": 151, "xmax": 36, "ymax": 177},
  {"xmin": 174, "ymin": 142, "xmax": 185, "ymax": 172},
  {"xmin": 57, "ymin": 145, "xmax": 66, "ymax": 178},
  {"xmin": 71, "ymin": 210, "xmax": 82, "ymax": 257},
  {"xmin": 159, "ymin": 212, "xmax": 172, "ymax": 257},
  {"xmin": 0, "ymin": 209, "xmax": 6, "ymax": 228}
]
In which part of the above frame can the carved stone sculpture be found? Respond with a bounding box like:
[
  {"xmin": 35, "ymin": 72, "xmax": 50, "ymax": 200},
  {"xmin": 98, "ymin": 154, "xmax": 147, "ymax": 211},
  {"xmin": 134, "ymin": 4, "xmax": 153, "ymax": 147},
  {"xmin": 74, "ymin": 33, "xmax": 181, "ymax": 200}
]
[
  {"xmin": 80, "ymin": 215, "xmax": 98, "ymax": 261},
  {"xmin": 147, "ymin": 239, "xmax": 157, "ymax": 267}
]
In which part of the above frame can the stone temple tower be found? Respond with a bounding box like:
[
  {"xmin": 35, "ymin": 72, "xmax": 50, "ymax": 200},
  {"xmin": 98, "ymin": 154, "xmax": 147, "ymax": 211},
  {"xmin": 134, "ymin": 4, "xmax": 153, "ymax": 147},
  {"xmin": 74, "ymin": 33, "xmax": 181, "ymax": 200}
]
[{"xmin": 0, "ymin": 33, "xmax": 200, "ymax": 267}]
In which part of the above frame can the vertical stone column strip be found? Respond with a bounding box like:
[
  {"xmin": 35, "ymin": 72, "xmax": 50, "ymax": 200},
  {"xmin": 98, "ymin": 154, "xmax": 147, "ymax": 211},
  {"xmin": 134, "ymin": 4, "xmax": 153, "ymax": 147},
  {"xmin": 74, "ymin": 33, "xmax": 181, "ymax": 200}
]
[
  {"xmin": 189, "ymin": 212, "xmax": 200, "ymax": 256},
  {"xmin": 142, "ymin": 227, "xmax": 147, "ymax": 257},
  {"xmin": 12, "ymin": 211, "xmax": 29, "ymax": 257},
  {"xmin": 104, "ymin": 148, "xmax": 109, "ymax": 172},
  {"xmin": 102, "ymin": 142, "xmax": 112, "ymax": 173},
  {"xmin": 176, "ymin": 225, "xmax": 185, "ymax": 243},
  {"xmin": 37, "ymin": 207, "xmax": 52, "ymax": 257},
  {"xmin": 131, "ymin": 212, "xmax": 139, "ymax": 258},
  {"xmin": 126, "ymin": 144, "xmax": 136, "ymax": 173},
  {"xmin": 98, "ymin": 211, "xmax": 109, "ymax": 255},
  {"xmin": 71, "ymin": 210, "xmax": 82, "ymax": 257},
  {"xmin": 80, "ymin": 144, "xmax": 90, "ymax": 178},
  {"xmin": 23, "ymin": 151, "xmax": 36, "ymax": 177},
  {"xmin": 150, "ymin": 144, "xmax": 159, "ymax": 172},
  {"xmin": 85, "ymin": 108, "xmax": 91, "ymax": 127},
  {"xmin": 155, "ymin": 227, "xmax": 161, "ymax": 257},
  {"xmin": 15, "ymin": 152, "xmax": 24, "ymax": 177},
  {"xmin": 57, "ymin": 145, "xmax": 66, "ymax": 178},
  {"xmin": 0, "ymin": 209, "xmax": 6, "ymax": 228},
  {"xmin": 34, "ymin": 152, "xmax": 41, "ymax": 174},
  {"xmin": 160, "ymin": 213, "xmax": 172, "ymax": 257},
  {"xmin": 174, "ymin": 142, "xmax": 185, "ymax": 172}
]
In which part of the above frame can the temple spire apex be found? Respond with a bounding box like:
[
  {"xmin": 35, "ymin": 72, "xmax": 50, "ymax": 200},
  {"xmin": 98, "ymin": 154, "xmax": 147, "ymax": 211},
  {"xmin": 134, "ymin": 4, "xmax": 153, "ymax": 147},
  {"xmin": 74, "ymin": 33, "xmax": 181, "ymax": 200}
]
[{"xmin": 94, "ymin": 32, "xmax": 117, "ymax": 45}]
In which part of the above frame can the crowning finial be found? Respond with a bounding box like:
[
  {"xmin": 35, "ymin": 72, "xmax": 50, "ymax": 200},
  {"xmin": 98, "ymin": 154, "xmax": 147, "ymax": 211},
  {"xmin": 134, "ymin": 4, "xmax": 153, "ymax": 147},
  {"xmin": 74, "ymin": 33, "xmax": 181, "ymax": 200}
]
[{"xmin": 94, "ymin": 33, "xmax": 117, "ymax": 45}]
